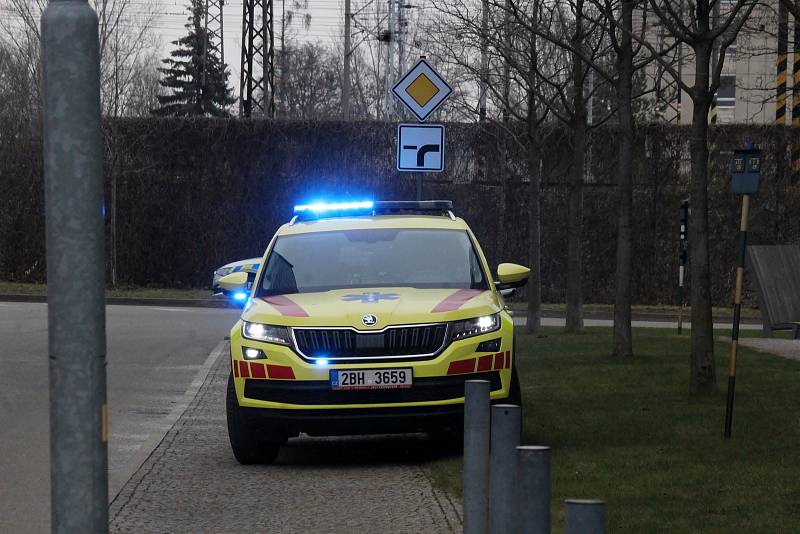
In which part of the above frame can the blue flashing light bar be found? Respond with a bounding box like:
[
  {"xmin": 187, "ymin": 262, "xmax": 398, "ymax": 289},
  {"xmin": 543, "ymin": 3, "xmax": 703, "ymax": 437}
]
[
  {"xmin": 292, "ymin": 200, "xmax": 454, "ymax": 221},
  {"xmin": 294, "ymin": 201, "xmax": 374, "ymax": 213},
  {"xmin": 232, "ymin": 291, "xmax": 248, "ymax": 301},
  {"xmin": 315, "ymin": 359, "xmax": 330, "ymax": 366}
]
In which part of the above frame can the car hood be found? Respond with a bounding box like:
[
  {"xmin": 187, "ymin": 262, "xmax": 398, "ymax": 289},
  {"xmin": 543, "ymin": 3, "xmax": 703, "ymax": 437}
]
[{"xmin": 242, "ymin": 287, "xmax": 501, "ymax": 328}]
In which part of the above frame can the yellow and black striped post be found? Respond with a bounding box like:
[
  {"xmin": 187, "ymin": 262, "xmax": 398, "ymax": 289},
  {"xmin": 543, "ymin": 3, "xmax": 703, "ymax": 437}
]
[
  {"xmin": 777, "ymin": 3, "xmax": 789, "ymax": 127},
  {"xmin": 725, "ymin": 147, "xmax": 762, "ymax": 439},
  {"xmin": 724, "ymin": 194, "xmax": 750, "ymax": 439},
  {"xmin": 793, "ymin": 17, "xmax": 800, "ymax": 183},
  {"xmin": 677, "ymin": 200, "xmax": 689, "ymax": 335}
]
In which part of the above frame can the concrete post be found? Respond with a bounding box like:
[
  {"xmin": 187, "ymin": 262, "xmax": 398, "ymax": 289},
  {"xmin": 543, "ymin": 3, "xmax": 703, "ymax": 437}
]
[
  {"xmin": 517, "ymin": 446, "xmax": 550, "ymax": 534},
  {"xmin": 565, "ymin": 499, "xmax": 607, "ymax": 534},
  {"xmin": 463, "ymin": 380, "xmax": 491, "ymax": 534},
  {"xmin": 490, "ymin": 404, "xmax": 521, "ymax": 534},
  {"xmin": 41, "ymin": 1, "xmax": 108, "ymax": 532}
]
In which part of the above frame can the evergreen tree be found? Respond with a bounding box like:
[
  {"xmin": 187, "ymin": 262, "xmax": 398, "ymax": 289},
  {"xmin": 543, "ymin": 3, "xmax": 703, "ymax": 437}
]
[{"xmin": 152, "ymin": 1, "xmax": 234, "ymax": 117}]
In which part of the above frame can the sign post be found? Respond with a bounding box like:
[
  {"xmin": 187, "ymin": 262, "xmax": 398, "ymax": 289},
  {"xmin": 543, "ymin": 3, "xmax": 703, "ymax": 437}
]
[
  {"xmin": 725, "ymin": 147, "xmax": 761, "ymax": 439},
  {"xmin": 677, "ymin": 200, "xmax": 689, "ymax": 335},
  {"xmin": 392, "ymin": 57, "xmax": 452, "ymax": 199}
]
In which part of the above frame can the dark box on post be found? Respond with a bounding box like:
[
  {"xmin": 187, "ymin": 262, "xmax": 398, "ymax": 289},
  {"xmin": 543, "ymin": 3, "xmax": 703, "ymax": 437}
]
[{"xmin": 731, "ymin": 148, "xmax": 762, "ymax": 194}]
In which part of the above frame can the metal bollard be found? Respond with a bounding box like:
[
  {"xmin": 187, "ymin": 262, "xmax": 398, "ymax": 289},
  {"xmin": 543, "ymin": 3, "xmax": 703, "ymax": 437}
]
[
  {"xmin": 42, "ymin": 1, "xmax": 108, "ymax": 533},
  {"xmin": 565, "ymin": 499, "xmax": 607, "ymax": 534},
  {"xmin": 489, "ymin": 404, "xmax": 521, "ymax": 534},
  {"xmin": 517, "ymin": 446, "xmax": 550, "ymax": 534},
  {"xmin": 463, "ymin": 380, "xmax": 491, "ymax": 534}
]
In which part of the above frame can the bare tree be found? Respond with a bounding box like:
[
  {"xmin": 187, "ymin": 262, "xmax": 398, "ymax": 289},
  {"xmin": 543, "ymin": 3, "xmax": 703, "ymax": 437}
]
[
  {"xmin": 280, "ymin": 43, "xmax": 342, "ymax": 119},
  {"xmin": 639, "ymin": 0, "xmax": 757, "ymax": 393},
  {"xmin": 0, "ymin": 0, "xmax": 158, "ymax": 117}
]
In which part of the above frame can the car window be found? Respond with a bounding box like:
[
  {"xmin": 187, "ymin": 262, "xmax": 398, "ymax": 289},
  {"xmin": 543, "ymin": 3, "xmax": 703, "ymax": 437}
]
[{"xmin": 258, "ymin": 228, "xmax": 488, "ymax": 295}]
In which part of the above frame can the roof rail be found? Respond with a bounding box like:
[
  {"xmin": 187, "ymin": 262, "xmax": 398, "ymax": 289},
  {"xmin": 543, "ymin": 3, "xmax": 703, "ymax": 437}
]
[{"xmin": 293, "ymin": 200, "xmax": 455, "ymax": 221}]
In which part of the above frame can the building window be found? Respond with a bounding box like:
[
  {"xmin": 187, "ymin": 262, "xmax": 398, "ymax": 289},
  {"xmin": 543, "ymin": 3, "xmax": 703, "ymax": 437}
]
[{"xmin": 717, "ymin": 75, "xmax": 736, "ymax": 107}]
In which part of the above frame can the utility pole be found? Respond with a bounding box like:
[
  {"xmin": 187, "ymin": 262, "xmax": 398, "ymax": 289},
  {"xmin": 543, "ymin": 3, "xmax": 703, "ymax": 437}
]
[
  {"xmin": 397, "ymin": 0, "xmax": 405, "ymax": 78},
  {"xmin": 41, "ymin": 0, "xmax": 108, "ymax": 531},
  {"xmin": 386, "ymin": 0, "xmax": 395, "ymax": 120},
  {"xmin": 203, "ymin": 0, "xmax": 209, "ymax": 89},
  {"xmin": 240, "ymin": 0, "xmax": 275, "ymax": 117},
  {"xmin": 501, "ymin": 0, "xmax": 510, "ymax": 124},
  {"xmin": 478, "ymin": 0, "xmax": 488, "ymax": 121},
  {"xmin": 204, "ymin": 0, "xmax": 226, "ymax": 84},
  {"xmin": 279, "ymin": 0, "xmax": 286, "ymax": 116},
  {"xmin": 343, "ymin": 0, "xmax": 352, "ymax": 119}
]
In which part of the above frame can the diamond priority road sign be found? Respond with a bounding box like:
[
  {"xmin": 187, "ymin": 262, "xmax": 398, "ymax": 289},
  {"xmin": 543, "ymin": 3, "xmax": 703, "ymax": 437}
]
[
  {"xmin": 397, "ymin": 124, "xmax": 445, "ymax": 172},
  {"xmin": 392, "ymin": 58, "xmax": 453, "ymax": 122}
]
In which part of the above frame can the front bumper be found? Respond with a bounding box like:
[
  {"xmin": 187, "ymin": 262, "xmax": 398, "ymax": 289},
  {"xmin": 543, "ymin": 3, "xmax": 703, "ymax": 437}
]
[{"xmin": 229, "ymin": 313, "xmax": 515, "ymax": 414}]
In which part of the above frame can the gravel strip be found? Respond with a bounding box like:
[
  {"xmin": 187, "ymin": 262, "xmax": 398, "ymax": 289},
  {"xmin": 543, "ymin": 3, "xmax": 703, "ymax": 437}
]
[
  {"xmin": 736, "ymin": 338, "xmax": 800, "ymax": 362},
  {"xmin": 109, "ymin": 348, "xmax": 462, "ymax": 533}
]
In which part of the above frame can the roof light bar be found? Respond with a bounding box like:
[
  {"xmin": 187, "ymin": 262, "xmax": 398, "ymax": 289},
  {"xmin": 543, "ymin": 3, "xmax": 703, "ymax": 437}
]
[
  {"xmin": 292, "ymin": 200, "xmax": 454, "ymax": 220},
  {"xmin": 294, "ymin": 201, "xmax": 374, "ymax": 213}
]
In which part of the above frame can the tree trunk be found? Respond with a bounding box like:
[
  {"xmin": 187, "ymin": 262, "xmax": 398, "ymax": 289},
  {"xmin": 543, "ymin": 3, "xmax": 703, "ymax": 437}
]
[
  {"xmin": 566, "ymin": 7, "xmax": 585, "ymax": 332},
  {"xmin": 688, "ymin": 42, "xmax": 718, "ymax": 394},
  {"xmin": 612, "ymin": 0, "xmax": 634, "ymax": 357},
  {"xmin": 526, "ymin": 4, "xmax": 542, "ymax": 334}
]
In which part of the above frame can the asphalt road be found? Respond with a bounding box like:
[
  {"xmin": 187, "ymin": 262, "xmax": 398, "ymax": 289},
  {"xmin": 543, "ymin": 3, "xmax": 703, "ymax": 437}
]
[{"xmin": 0, "ymin": 302, "xmax": 240, "ymax": 534}]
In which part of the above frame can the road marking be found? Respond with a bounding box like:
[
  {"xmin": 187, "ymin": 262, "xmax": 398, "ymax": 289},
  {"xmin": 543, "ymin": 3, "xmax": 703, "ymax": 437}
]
[{"xmin": 148, "ymin": 307, "xmax": 196, "ymax": 313}]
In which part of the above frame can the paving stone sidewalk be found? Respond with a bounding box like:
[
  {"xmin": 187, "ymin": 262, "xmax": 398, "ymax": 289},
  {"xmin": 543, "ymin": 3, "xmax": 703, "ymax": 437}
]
[{"xmin": 109, "ymin": 348, "xmax": 463, "ymax": 533}]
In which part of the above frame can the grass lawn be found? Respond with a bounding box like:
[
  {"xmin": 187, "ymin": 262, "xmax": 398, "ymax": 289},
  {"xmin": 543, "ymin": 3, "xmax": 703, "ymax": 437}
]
[
  {"xmin": 427, "ymin": 327, "xmax": 800, "ymax": 532},
  {"xmin": 0, "ymin": 282, "xmax": 211, "ymax": 300}
]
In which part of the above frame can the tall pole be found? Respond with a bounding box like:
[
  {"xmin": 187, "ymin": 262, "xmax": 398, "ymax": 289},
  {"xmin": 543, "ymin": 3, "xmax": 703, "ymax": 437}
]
[
  {"xmin": 343, "ymin": 0, "xmax": 352, "ymax": 119},
  {"xmin": 677, "ymin": 200, "xmax": 689, "ymax": 335},
  {"xmin": 203, "ymin": 0, "xmax": 209, "ymax": 91},
  {"xmin": 725, "ymin": 194, "xmax": 751, "ymax": 439},
  {"xmin": 397, "ymin": 0, "xmax": 405, "ymax": 78},
  {"xmin": 777, "ymin": 2, "xmax": 788, "ymax": 126},
  {"xmin": 792, "ymin": 15, "xmax": 800, "ymax": 183},
  {"xmin": 386, "ymin": 0, "xmax": 395, "ymax": 120},
  {"xmin": 41, "ymin": 1, "xmax": 108, "ymax": 531},
  {"xmin": 220, "ymin": 0, "xmax": 225, "ymax": 67},
  {"xmin": 280, "ymin": 0, "xmax": 286, "ymax": 117},
  {"xmin": 478, "ymin": 0, "xmax": 488, "ymax": 121}
]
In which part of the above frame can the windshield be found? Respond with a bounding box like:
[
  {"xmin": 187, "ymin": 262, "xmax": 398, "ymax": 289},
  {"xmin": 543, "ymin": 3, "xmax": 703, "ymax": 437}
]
[{"xmin": 257, "ymin": 228, "xmax": 488, "ymax": 295}]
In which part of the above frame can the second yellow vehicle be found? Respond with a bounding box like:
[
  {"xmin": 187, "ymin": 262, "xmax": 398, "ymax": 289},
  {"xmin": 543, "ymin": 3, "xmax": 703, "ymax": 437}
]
[{"xmin": 218, "ymin": 200, "xmax": 529, "ymax": 464}]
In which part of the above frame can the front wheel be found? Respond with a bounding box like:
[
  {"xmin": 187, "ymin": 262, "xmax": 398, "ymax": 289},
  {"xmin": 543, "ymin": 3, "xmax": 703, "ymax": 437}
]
[{"xmin": 226, "ymin": 373, "xmax": 281, "ymax": 465}]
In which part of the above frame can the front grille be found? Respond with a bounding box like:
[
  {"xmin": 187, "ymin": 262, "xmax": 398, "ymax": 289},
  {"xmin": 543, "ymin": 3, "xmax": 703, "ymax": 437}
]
[
  {"xmin": 243, "ymin": 371, "xmax": 502, "ymax": 405},
  {"xmin": 292, "ymin": 324, "xmax": 448, "ymax": 361}
]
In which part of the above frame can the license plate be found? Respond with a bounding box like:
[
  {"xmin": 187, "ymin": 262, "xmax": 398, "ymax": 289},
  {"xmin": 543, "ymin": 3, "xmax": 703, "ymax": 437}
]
[{"xmin": 330, "ymin": 368, "xmax": 413, "ymax": 390}]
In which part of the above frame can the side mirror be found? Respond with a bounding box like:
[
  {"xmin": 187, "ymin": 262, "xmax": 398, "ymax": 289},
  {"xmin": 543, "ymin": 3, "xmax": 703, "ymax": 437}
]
[
  {"xmin": 218, "ymin": 271, "xmax": 248, "ymax": 292},
  {"xmin": 496, "ymin": 263, "xmax": 530, "ymax": 290}
]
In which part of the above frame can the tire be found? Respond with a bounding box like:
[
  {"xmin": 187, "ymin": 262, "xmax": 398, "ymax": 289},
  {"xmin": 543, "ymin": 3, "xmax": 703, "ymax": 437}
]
[
  {"xmin": 226, "ymin": 373, "xmax": 281, "ymax": 465},
  {"xmin": 508, "ymin": 334, "xmax": 522, "ymax": 407}
]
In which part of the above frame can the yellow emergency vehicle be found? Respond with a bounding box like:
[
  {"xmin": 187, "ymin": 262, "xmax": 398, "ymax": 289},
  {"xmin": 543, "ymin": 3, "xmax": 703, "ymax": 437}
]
[{"xmin": 218, "ymin": 200, "xmax": 529, "ymax": 464}]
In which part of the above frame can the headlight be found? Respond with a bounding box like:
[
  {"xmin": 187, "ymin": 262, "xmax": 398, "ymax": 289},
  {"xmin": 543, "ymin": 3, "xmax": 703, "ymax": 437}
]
[
  {"xmin": 242, "ymin": 321, "xmax": 291, "ymax": 345},
  {"xmin": 450, "ymin": 313, "xmax": 500, "ymax": 340}
]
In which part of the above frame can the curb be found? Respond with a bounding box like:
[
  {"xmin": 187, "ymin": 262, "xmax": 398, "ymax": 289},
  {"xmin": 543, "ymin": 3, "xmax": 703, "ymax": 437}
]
[{"xmin": 507, "ymin": 306, "xmax": 762, "ymax": 325}]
